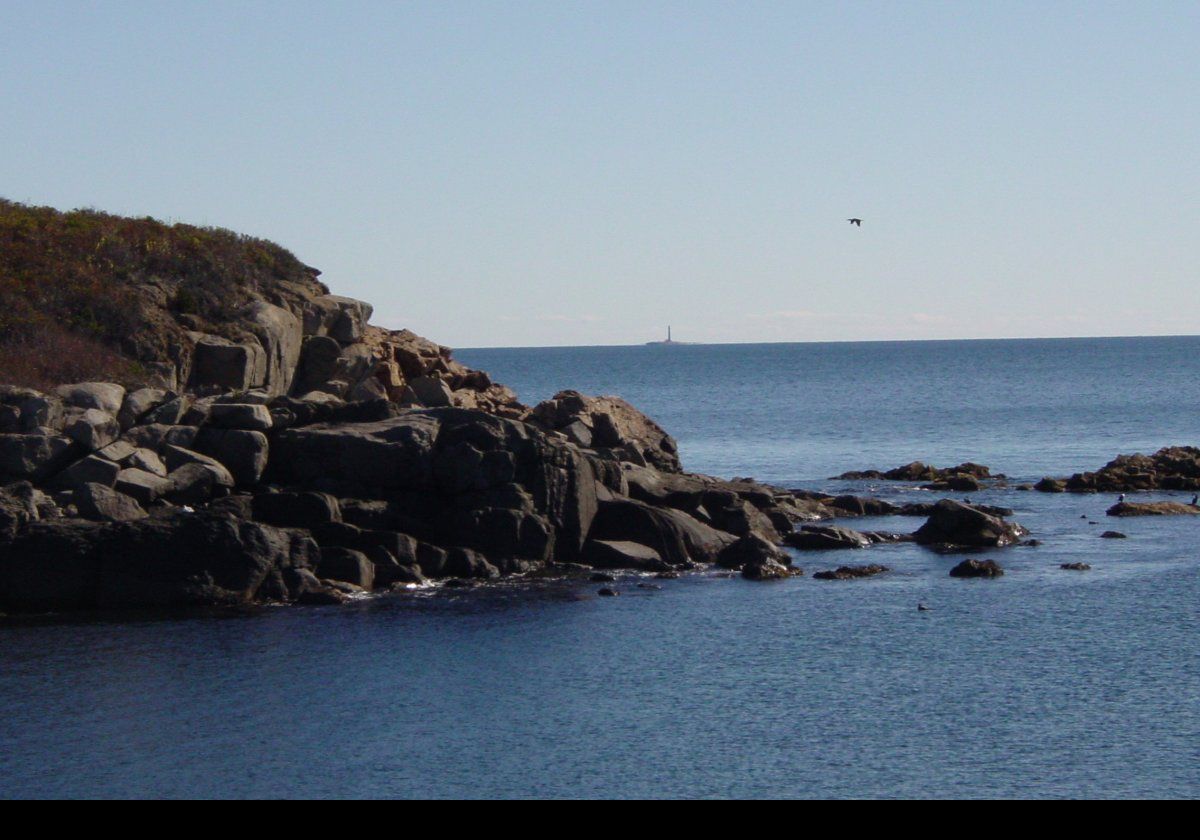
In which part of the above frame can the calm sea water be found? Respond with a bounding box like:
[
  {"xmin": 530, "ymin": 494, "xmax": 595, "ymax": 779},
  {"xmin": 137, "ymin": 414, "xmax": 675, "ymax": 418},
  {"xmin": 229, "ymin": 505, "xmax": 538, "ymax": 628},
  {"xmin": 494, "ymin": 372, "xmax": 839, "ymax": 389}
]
[{"xmin": 2, "ymin": 336, "xmax": 1198, "ymax": 799}]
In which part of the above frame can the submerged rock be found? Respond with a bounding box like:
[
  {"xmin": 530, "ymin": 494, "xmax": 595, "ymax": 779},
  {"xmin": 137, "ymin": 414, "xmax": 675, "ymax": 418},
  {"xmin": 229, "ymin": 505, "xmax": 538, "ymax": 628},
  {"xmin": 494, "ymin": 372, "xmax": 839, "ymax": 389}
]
[
  {"xmin": 740, "ymin": 557, "xmax": 793, "ymax": 580},
  {"xmin": 812, "ymin": 564, "xmax": 890, "ymax": 581},
  {"xmin": 948, "ymin": 558, "xmax": 1005, "ymax": 578},
  {"xmin": 1106, "ymin": 501, "xmax": 1200, "ymax": 517},
  {"xmin": 834, "ymin": 461, "xmax": 997, "ymax": 483}
]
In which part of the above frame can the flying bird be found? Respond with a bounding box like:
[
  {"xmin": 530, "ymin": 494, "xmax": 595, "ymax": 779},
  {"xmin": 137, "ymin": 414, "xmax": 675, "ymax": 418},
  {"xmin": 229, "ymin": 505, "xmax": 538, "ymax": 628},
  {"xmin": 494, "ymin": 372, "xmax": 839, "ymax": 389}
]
[{"xmin": 847, "ymin": 218, "xmax": 862, "ymax": 227}]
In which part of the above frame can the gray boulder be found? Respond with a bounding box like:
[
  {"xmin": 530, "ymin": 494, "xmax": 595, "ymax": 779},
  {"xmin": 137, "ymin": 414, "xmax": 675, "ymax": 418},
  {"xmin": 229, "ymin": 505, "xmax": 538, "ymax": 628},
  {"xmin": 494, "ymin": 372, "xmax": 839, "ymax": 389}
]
[
  {"xmin": 0, "ymin": 433, "xmax": 76, "ymax": 482},
  {"xmin": 292, "ymin": 335, "xmax": 342, "ymax": 395},
  {"xmin": 369, "ymin": 547, "xmax": 427, "ymax": 588},
  {"xmin": 163, "ymin": 463, "xmax": 233, "ymax": 505},
  {"xmin": 190, "ymin": 335, "xmax": 267, "ymax": 391},
  {"xmin": 17, "ymin": 393, "xmax": 64, "ymax": 433},
  {"xmin": 144, "ymin": 396, "xmax": 191, "ymax": 426},
  {"xmin": 949, "ymin": 558, "xmax": 1005, "ymax": 578},
  {"xmin": 913, "ymin": 500, "xmax": 1028, "ymax": 547},
  {"xmin": 55, "ymin": 382, "xmax": 126, "ymax": 414},
  {"xmin": 161, "ymin": 445, "xmax": 236, "ymax": 486},
  {"xmin": 74, "ymin": 483, "xmax": 147, "ymax": 522},
  {"xmin": 270, "ymin": 413, "xmax": 437, "ymax": 493},
  {"xmin": 122, "ymin": 423, "xmax": 197, "ymax": 451},
  {"xmin": 326, "ymin": 296, "xmax": 374, "ymax": 343},
  {"xmin": 252, "ymin": 491, "xmax": 342, "ymax": 528},
  {"xmin": 717, "ymin": 532, "xmax": 792, "ymax": 570},
  {"xmin": 589, "ymin": 496, "xmax": 735, "ymax": 567},
  {"xmin": 128, "ymin": 448, "xmax": 168, "ymax": 477},
  {"xmin": 114, "ymin": 468, "xmax": 174, "ymax": 507},
  {"xmin": 741, "ymin": 557, "xmax": 793, "ymax": 580},
  {"xmin": 64, "ymin": 409, "xmax": 120, "ymax": 451},
  {"xmin": 117, "ymin": 388, "xmax": 168, "ymax": 430},
  {"xmin": 96, "ymin": 440, "xmax": 138, "ymax": 464},
  {"xmin": 581, "ymin": 539, "xmax": 667, "ymax": 571},
  {"xmin": 208, "ymin": 403, "xmax": 273, "ymax": 432},
  {"xmin": 1106, "ymin": 501, "xmax": 1200, "ymax": 517},
  {"xmin": 193, "ymin": 428, "xmax": 269, "ymax": 487},
  {"xmin": 246, "ymin": 301, "xmax": 303, "ymax": 396},
  {"xmin": 784, "ymin": 525, "xmax": 872, "ymax": 550},
  {"xmin": 409, "ymin": 376, "xmax": 453, "ymax": 408},
  {"xmin": 49, "ymin": 454, "xmax": 121, "ymax": 491},
  {"xmin": 442, "ymin": 547, "xmax": 500, "ymax": 580},
  {"xmin": 317, "ymin": 547, "xmax": 375, "ymax": 589},
  {"xmin": 300, "ymin": 295, "xmax": 373, "ymax": 342}
]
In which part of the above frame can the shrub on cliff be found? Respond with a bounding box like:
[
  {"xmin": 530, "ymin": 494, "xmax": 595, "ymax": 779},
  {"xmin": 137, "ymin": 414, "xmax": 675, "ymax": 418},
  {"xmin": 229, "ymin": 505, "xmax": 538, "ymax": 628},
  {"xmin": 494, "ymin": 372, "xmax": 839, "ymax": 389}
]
[{"xmin": 0, "ymin": 198, "xmax": 326, "ymax": 388}]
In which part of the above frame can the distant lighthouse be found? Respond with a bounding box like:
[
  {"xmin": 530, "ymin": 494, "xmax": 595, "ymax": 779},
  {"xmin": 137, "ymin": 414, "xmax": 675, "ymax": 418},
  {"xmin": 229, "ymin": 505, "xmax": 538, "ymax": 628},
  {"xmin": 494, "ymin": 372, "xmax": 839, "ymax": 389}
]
[{"xmin": 645, "ymin": 325, "xmax": 682, "ymax": 346}]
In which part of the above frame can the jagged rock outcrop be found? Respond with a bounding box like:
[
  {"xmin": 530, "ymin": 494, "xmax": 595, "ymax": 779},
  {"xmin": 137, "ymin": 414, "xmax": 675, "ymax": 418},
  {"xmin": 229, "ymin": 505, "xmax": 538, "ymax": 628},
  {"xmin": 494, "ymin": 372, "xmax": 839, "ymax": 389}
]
[
  {"xmin": 1036, "ymin": 447, "xmax": 1200, "ymax": 493},
  {"xmin": 268, "ymin": 409, "xmax": 595, "ymax": 565},
  {"xmin": 529, "ymin": 391, "xmax": 682, "ymax": 472}
]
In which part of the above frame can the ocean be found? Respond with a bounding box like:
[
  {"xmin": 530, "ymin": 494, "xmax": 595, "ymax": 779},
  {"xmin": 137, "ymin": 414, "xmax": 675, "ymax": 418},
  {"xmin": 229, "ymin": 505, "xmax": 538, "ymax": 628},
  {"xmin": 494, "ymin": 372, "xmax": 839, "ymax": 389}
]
[{"xmin": 1, "ymin": 336, "xmax": 1198, "ymax": 798}]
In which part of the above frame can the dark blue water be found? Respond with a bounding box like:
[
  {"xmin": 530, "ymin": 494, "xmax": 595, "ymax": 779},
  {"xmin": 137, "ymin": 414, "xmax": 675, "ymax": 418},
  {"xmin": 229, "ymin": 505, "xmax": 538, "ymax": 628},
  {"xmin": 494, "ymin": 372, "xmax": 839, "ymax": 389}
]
[{"xmin": 2, "ymin": 337, "xmax": 1199, "ymax": 798}]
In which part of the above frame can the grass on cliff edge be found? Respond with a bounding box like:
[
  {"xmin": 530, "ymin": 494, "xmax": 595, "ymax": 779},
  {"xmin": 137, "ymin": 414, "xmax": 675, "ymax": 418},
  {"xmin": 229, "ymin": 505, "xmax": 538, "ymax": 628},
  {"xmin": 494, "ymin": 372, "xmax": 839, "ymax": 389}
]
[{"xmin": 0, "ymin": 198, "xmax": 320, "ymax": 391}]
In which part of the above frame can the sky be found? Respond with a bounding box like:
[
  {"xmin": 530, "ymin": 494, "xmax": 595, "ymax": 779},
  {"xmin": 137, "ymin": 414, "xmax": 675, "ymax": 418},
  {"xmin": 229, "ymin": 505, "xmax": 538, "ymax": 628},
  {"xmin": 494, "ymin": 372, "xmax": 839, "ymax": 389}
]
[{"xmin": 1, "ymin": 1, "xmax": 1197, "ymax": 348}]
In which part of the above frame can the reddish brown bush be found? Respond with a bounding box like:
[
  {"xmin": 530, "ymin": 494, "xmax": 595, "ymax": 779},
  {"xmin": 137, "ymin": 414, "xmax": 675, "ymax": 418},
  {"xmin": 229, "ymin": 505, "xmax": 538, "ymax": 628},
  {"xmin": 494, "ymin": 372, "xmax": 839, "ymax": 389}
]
[{"xmin": 0, "ymin": 325, "xmax": 143, "ymax": 392}]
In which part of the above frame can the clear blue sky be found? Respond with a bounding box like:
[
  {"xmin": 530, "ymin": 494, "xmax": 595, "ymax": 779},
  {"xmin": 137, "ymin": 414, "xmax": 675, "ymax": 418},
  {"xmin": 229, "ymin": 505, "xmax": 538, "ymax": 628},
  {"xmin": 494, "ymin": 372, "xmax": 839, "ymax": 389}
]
[{"xmin": 2, "ymin": 1, "xmax": 1196, "ymax": 347}]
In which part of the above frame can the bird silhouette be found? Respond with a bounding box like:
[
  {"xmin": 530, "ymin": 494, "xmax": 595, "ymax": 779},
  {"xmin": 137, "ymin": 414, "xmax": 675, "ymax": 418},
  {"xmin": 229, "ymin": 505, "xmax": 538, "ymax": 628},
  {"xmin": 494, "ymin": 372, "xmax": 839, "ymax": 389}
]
[{"xmin": 847, "ymin": 218, "xmax": 862, "ymax": 227}]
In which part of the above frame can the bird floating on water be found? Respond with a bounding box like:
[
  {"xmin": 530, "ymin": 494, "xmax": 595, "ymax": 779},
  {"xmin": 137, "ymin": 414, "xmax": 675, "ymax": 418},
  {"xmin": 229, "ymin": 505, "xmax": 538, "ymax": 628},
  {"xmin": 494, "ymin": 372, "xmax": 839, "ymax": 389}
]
[
  {"xmin": 847, "ymin": 218, "xmax": 863, "ymax": 227},
  {"xmin": 917, "ymin": 603, "xmax": 932, "ymax": 612}
]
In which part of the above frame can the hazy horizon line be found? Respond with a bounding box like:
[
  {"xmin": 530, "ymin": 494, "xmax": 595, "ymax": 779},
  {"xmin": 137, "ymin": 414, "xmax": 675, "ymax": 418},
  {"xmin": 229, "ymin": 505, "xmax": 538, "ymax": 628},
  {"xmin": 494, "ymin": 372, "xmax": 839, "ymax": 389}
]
[{"xmin": 453, "ymin": 331, "xmax": 1200, "ymax": 352}]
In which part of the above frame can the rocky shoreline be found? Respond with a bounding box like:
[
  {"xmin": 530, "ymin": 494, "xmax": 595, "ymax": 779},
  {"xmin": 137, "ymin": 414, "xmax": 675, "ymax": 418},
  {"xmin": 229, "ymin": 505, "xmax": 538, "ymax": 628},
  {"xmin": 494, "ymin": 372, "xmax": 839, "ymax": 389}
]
[
  {"xmin": 0, "ymin": 274, "xmax": 1045, "ymax": 613},
  {"xmin": 3, "ymin": 304, "xmax": 1197, "ymax": 614},
  {"xmin": 1, "ymin": 205, "xmax": 1195, "ymax": 616},
  {"xmin": 4, "ymin": 312, "xmax": 1198, "ymax": 614}
]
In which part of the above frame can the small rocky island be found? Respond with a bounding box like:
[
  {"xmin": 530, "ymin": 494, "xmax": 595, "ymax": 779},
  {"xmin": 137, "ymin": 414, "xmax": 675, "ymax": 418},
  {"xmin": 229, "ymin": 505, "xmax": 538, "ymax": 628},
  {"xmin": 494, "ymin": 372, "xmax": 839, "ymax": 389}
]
[{"xmin": 0, "ymin": 201, "xmax": 1188, "ymax": 613}]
